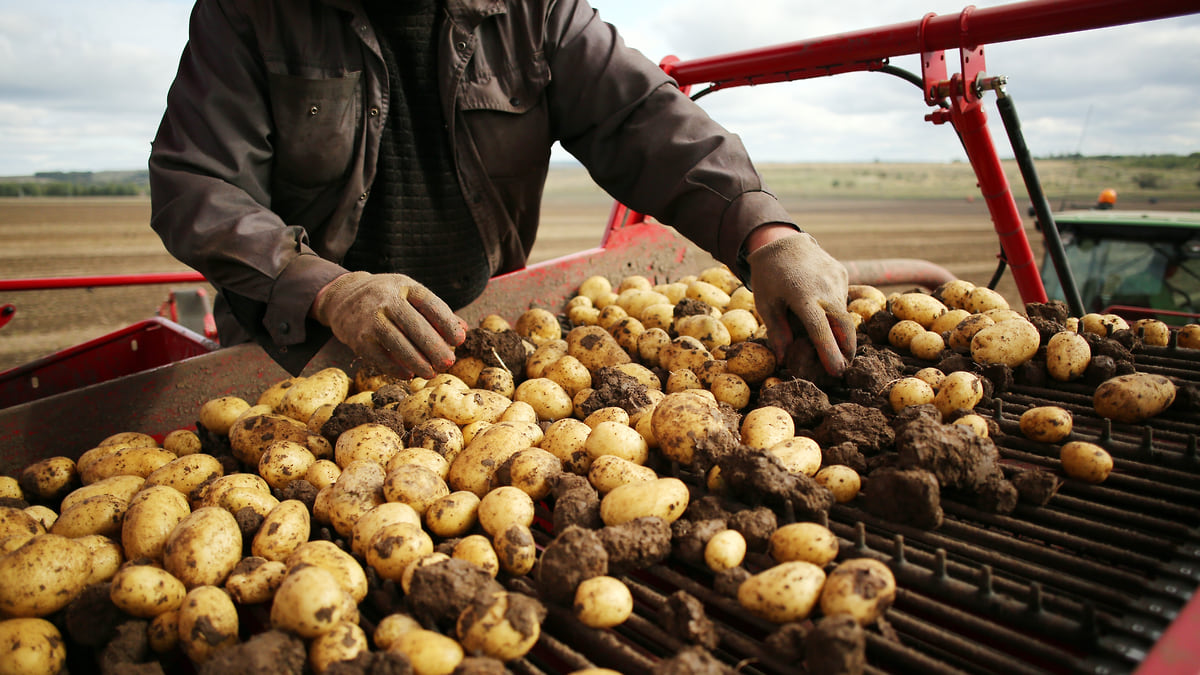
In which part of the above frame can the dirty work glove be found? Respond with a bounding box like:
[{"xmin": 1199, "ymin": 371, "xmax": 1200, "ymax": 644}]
[
  {"xmin": 312, "ymin": 271, "xmax": 467, "ymax": 379},
  {"xmin": 747, "ymin": 232, "xmax": 857, "ymax": 377}
]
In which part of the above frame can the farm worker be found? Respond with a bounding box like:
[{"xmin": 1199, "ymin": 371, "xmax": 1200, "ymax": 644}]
[
  {"xmin": 149, "ymin": 0, "xmax": 856, "ymax": 380},
  {"xmin": 1097, "ymin": 188, "xmax": 1117, "ymax": 209}
]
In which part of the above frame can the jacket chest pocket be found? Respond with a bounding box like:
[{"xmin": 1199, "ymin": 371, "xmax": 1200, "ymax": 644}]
[
  {"xmin": 458, "ymin": 53, "xmax": 552, "ymax": 179},
  {"xmin": 267, "ymin": 71, "xmax": 362, "ymax": 188}
]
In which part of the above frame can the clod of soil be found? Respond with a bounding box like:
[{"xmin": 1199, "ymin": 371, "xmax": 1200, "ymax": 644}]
[
  {"xmin": 273, "ymin": 478, "xmax": 319, "ymax": 512},
  {"xmin": 726, "ymin": 506, "xmax": 777, "ymax": 554},
  {"xmin": 653, "ymin": 645, "xmax": 735, "ymax": 675},
  {"xmin": 672, "ymin": 518, "xmax": 728, "ymax": 567},
  {"xmin": 756, "ymin": 378, "xmax": 831, "ymax": 428},
  {"xmin": 371, "ymin": 382, "xmax": 412, "ymax": 408},
  {"xmin": 321, "ymin": 402, "xmax": 405, "ymax": 443},
  {"xmin": 682, "ymin": 495, "xmax": 735, "ymax": 523},
  {"xmin": 895, "ymin": 416, "xmax": 1001, "ymax": 490},
  {"xmin": 863, "ymin": 466, "xmax": 944, "ymax": 529},
  {"xmin": 577, "ymin": 367, "xmax": 656, "ymax": 419},
  {"xmin": 661, "ymin": 590, "xmax": 719, "ymax": 649},
  {"xmin": 598, "ymin": 516, "xmax": 672, "ymax": 575},
  {"xmin": 323, "ymin": 650, "xmax": 414, "ymax": 675},
  {"xmin": 805, "ymin": 614, "xmax": 866, "ymax": 675},
  {"xmin": 968, "ymin": 474, "xmax": 1019, "ymax": 514},
  {"xmin": 764, "ymin": 622, "xmax": 809, "ymax": 664},
  {"xmin": 197, "ymin": 629, "xmax": 307, "ymax": 675},
  {"xmin": 99, "ymin": 620, "xmax": 154, "ymax": 675},
  {"xmin": 712, "ymin": 566, "xmax": 750, "ymax": 598},
  {"xmin": 674, "ymin": 298, "xmax": 714, "ymax": 318},
  {"xmin": 457, "ymin": 328, "xmax": 528, "ymax": 374},
  {"xmin": 536, "ymin": 525, "xmax": 609, "ymax": 604},
  {"xmin": 550, "ymin": 475, "xmax": 602, "ymax": 533},
  {"xmin": 65, "ymin": 582, "xmax": 122, "ymax": 647},
  {"xmin": 843, "ymin": 348, "xmax": 905, "ymax": 397},
  {"xmin": 861, "ymin": 310, "xmax": 899, "ymax": 347},
  {"xmin": 822, "ymin": 442, "xmax": 868, "ymax": 473},
  {"xmin": 407, "ymin": 558, "xmax": 505, "ymax": 629},
  {"xmin": 716, "ymin": 445, "xmax": 834, "ymax": 520},
  {"xmin": 1010, "ymin": 467, "xmax": 1062, "ymax": 506},
  {"xmin": 814, "ymin": 403, "xmax": 895, "ymax": 455}
]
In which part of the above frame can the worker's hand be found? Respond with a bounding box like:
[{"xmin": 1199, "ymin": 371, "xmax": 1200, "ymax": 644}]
[
  {"xmin": 747, "ymin": 230, "xmax": 857, "ymax": 377},
  {"xmin": 312, "ymin": 271, "xmax": 467, "ymax": 379}
]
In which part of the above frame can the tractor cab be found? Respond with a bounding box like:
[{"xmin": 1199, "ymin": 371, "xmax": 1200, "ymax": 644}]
[{"xmin": 1037, "ymin": 209, "xmax": 1200, "ymax": 325}]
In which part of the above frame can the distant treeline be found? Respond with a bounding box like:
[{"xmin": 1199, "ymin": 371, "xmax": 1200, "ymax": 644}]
[
  {"xmin": 0, "ymin": 182, "xmax": 145, "ymax": 197},
  {"xmin": 1038, "ymin": 153, "xmax": 1200, "ymax": 170}
]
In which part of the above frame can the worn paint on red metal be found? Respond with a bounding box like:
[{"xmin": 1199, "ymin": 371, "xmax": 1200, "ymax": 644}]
[
  {"xmin": 0, "ymin": 271, "xmax": 206, "ymax": 291},
  {"xmin": 1136, "ymin": 589, "xmax": 1200, "ymax": 675}
]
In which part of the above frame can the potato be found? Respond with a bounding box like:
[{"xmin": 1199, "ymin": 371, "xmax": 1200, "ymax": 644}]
[
  {"xmin": 889, "ymin": 377, "xmax": 936, "ymax": 413},
  {"xmin": 305, "ymin": 459, "xmax": 342, "ymax": 490},
  {"xmin": 110, "ymin": 564, "xmax": 187, "ymax": 618},
  {"xmin": 476, "ymin": 366, "xmax": 516, "ymax": 398},
  {"xmin": 573, "ymin": 576, "xmax": 633, "ymax": 628},
  {"xmin": 890, "ymin": 292, "xmax": 947, "ymax": 328},
  {"xmin": 526, "ymin": 339, "xmax": 569, "ymax": 379},
  {"xmin": 658, "ymin": 336, "xmax": 711, "ymax": 374},
  {"xmin": 81, "ymin": 444, "xmax": 177, "ymax": 484},
  {"xmin": 638, "ymin": 327, "xmax": 672, "ymax": 365},
  {"xmin": 1080, "ymin": 312, "xmax": 1126, "ymax": 336},
  {"xmin": 408, "ymin": 417, "xmax": 465, "ymax": 462},
  {"xmin": 820, "ymin": 558, "xmax": 897, "ymax": 626},
  {"xmin": 909, "ymin": 330, "xmax": 947, "ymax": 360},
  {"xmin": 401, "ymin": 553, "xmax": 452, "ymax": 596},
  {"xmin": 953, "ymin": 414, "xmax": 990, "ymax": 438},
  {"xmin": 0, "ymin": 618, "xmax": 66, "ymax": 675},
  {"xmin": 815, "ymin": 465, "xmax": 861, "ymax": 503},
  {"xmin": 122, "ymin": 484, "xmax": 191, "ymax": 561},
  {"xmin": 225, "ymin": 557, "xmax": 288, "ymax": 605},
  {"xmin": 310, "ymin": 621, "xmax": 369, "ymax": 674},
  {"xmin": 888, "ymin": 319, "xmax": 925, "ymax": 350},
  {"xmin": 767, "ymin": 437, "xmax": 823, "ymax": 477},
  {"xmin": 588, "ymin": 454, "xmax": 657, "ymax": 494},
  {"xmin": 970, "ymin": 318, "xmax": 1040, "ymax": 367},
  {"xmin": 383, "ymin": 464, "xmax": 450, "ymax": 516},
  {"xmin": 373, "ymin": 612, "xmax": 423, "ymax": 649},
  {"xmin": 432, "ymin": 386, "xmax": 511, "ymax": 426},
  {"xmin": 328, "ymin": 460, "xmax": 387, "ymax": 537},
  {"xmin": 1130, "ymin": 318, "xmax": 1170, "ymax": 347},
  {"xmin": 60, "ymin": 474, "xmax": 144, "ymax": 513},
  {"xmin": 578, "ymin": 275, "xmax": 613, "ymax": 302},
  {"xmin": 933, "ymin": 279, "xmax": 976, "ymax": 309},
  {"xmin": 566, "ymin": 325, "xmax": 631, "ymax": 372},
  {"xmin": 448, "ymin": 422, "xmax": 541, "ymax": 496},
  {"xmin": 933, "ymin": 370, "xmax": 984, "ymax": 419},
  {"xmin": 177, "ymin": 586, "xmax": 238, "ymax": 664},
  {"xmin": 271, "ymin": 565, "xmax": 351, "ymax": 638},
  {"xmin": 724, "ymin": 341, "xmax": 777, "ymax": 386},
  {"xmin": 0, "ymin": 505, "xmax": 43, "ymax": 545},
  {"xmin": 1061, "ymin": 441, "xmax": 1114, "ymax": 483},
  {"xmin": 286, "ymin": 540, "xmax": 369, "ymax": 603},
  {"xmin": 651, "ymin": 392, "xmax": 729, "ymax": 466},
  {"xmin": 148, "ymin": 611, "xmax": 180, "ymax": 654},
  {"xmin": 1045, "ymin": 331, "xmax": 1091, "ymax": 382},
  {"xmin": 675, "ymin": 314, "xmax": 731, "ymax": 352},
  {"xmin": 948, "ymin": 313, "xmax": 995, "ymax": 353},
  {"xmin": 72, "ymin": 534, "xmax": 121, "ymax": 584},
  {"xmin": 539, "ymin": 417, "xmax": 592, "ymax": 474},
  {"xmin": 666, "ymin": 369, "xmax": 703, "ymax": 394},
  {"xmin": 219, "ymin": 486, "xmax": 280, "ymax": 521},
  {"xmin": 1179, "ymin": 324, "xmax": 1200, "ymax": 349},
  {"xmin": 453, "ymin": 534, "xmax": 500, "ymax": 577},
  {"xmin": 448, "ymin": 356, "xmax": 485, "ymax": 388},
  {"xmin": 963, "ymin": 286, "xmax": 1010, "ymax": 313},
  {"xmin": 1093, "ymin": 373, "xmax": 1177, "ymax": 423},
  {"xmin": 387, "ymin": 448, "xmax": 451, "ymax": 481},
  {"xmin": 738, "ymin": 561, "xmax": 826, "ymax": 623},
  {"xmin": 366, "ymin": 522, "xmax": 434, "ymax": 582},
  {"xmin": 585, "ymin": 420, "xmax": 649, "ymax": 467},
  {"xmin": 335, "ymin": 423, "xmax": 404, "ymax": 468},
  {"xmin": 494, "ymin": 524, "xmax": 538, "ymax": 576},
  {"xmin": 599, "ymin": 477, "xmax": 689, "ymax": 526},
  {"xmin": 770, "ymin": 521, "xmax": 839, "ymax": 566},
  {"xmin": 0, "ymin": 534, "xmax": 91, "ymax": 617},
  {"xmin": 195, "ymin": 472, "xmax": 271, "ymax": 509},
  {"xmin": 50, "ymin": 493, "xmax": 127, "ymax": 539},
  {"xmin": 257, "ymin": 440, "xmax": 317, "ymax": 490},
  {"xmin": 930, "ymin": 308, "xmax": 971, "ymax": 335},
  {"xmin": 350, "ymin": 502, "xmax": 421, "ymax": 559},
  {"xmin": 390, "ymin": 629, "xmax": 464, "ymax": 675},
  {"xmin": 18, "ymin": 456, "xmax": 77, "ymax": 501},
  {"xmin": 1019, "ymin": 406, "xmax": 1073, "ymax": 443},
  {"xmin": 456, "ymin": 591, "xmax": 544, "ymax": 662},
  {"xmin": 477, "ymin": 486, "xmax": 536, "ymax": 537},
  {"xmin": 229, "ymin": 412, "xmax": 310, "ymax": 466},
  {"xmin": 163, "ymin": 506, "xmax": 243, "ymax": 589},
  {"xmin": 278, "ymin": 367, "xmax": 351, "ymax": 423},
  {"xmin": 424, "ymin": 491, "xmax": 481, "ymax": 539},
  {"xmin": 704, "ymin": 529, "xmax": 747, "ymax": 572},
  {"xmin": 710, "ymin": 372, "xmax": 752, "ymax": 410},
  {"xmin": 505, "ymin": 448, "xmax": 563, "ymax": 500},
  {"xmin": 144, "ymin": 452, "xmax": 224, "ymax": 498},
  {"xmin": 199, "ymin": 395, "xmax": 252, "ymax": 435},
  {"xmin": 514, "ymin": 378, "xmax": 574, "ymax": 422},
  {"xmin": 252, "ymin": 499, "xmax": 311, "ymax": 562}
]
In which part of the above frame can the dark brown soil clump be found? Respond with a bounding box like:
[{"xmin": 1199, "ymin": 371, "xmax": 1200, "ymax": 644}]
[
  {"xmin": 536, "ymin": 525, "xmax": 609, "ymax": 604},
  {"xmin": 197, "ymin": 629, "xmax": 307, "ymax": 675},
  {"xmin": 550, "ymin": 473, "xmax": 602, "ymax": 532},
  {"xmin": 661, "ymin": 591, "xmax": 719, "ymax": 649},
  {"xmin": 716, "ymin": 445, "xmax": 834, "ymax": 520},
  {"xmin": 321, "ymin": 402, "xmax": 405, "ymax": 442},
  {"xmin": 672, "ymin": 518, "xmax": 728, "ymax": 566},
  {"xmin": 674, "ymin": 298, "xmax": 714, "ymax": 318},
  {"xmin": 407, "ymin": 558, "xmax": 505, "ymax": 629},
  {"xmin": 823, "ymin": 442, "xmax": 868, "ymax": 473},
  {"xmin": 726, "ymin": 506, "xmax": 777, "ymax": 554},
  {"xmin": 452, "ymin": 657, "xmax": 513, "ymax": 674},
  {"xmin": 863, "ymin": 466, "xmax": 944, "ymax": 529},
  {"xmin": 457, "ymin": 328, "xmax": 528, "ymax": 375},
  {"xmin": 815, "ymin": 403, "xmax": 895, "ymax": 455},
  {"xmin": 805, "ymin": 614, "xmax": 866, "ymax": 675},
  {"xmin": 895, "ymin": 416, "xmax": 1000, "ymax": 490},
  {"xmin": 653, "ymin": 646, "xmax": 735, "ymax": 674},
  {"xmin": 598, "ymin": 516, "xmax": 672, "ymax": 574},
  {"xmin": 756, "ymin": 378, "xmax": 831, "ymax": 428},
  {"xmin": 577, "ymin": 367, "xmax": 655, "ymax": 418},
  {"xmin": 1010, "ymin": 467, "xmax": 1062, "ymax": 505}
]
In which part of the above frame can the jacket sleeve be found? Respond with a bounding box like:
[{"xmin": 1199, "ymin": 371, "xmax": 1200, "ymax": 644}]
[
  {"xmin": 543, "ymin": 0, "xmax": 796, "ymax": 271},
  {"xmin": 148, "ymin": 0, "xmax": 346, "ymax": 369}
]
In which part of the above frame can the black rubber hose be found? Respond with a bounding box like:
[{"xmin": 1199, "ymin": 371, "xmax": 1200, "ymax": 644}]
[{"xmin": 995, "ymin": 89, "xmax": 1086, "ymax": 317}]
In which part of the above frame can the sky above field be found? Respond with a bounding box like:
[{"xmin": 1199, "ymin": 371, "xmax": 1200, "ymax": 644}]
[{"xmin": 1, "ymin": 0, "xmax": 1198, "ymax": 175}]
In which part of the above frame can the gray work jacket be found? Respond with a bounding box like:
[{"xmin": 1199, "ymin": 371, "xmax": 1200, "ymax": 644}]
[{"xmin": 149, "ymin": 0, "xmax": 793, "ymax": 373}]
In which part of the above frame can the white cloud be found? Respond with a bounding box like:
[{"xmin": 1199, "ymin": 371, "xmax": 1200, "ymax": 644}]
[{"xmin": 2, "ymin": 0, "xmax": 1198, "ymax": 175}]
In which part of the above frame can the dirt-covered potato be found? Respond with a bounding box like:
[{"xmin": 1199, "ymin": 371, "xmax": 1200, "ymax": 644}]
[
  {"xmin": 366, "ymin": 522, "xmax": 434, "ymax": 582},
  {"xmin": 257, "ymin": 440, "xmax": 317, "ymax": 490},
  {"xmin": 0, "ymin": 617, "xmax": 66, "ymax": 675},
  {"xmin": 933, "ymin": 370, "xmax": 984, "ymax": 419},
  {"xmin": 599, "ymin": 477, "xmax": 689, "ymax": 526},
  {"xmin": 573, "ymin": 576, "xmax": 633, "ymax": 628},
  {"xmin": 121, "ymin": 484, "xmax": 191, "ymax": 561},
  {"xmin": 494, "ymin": 524, "xmax": 538, "ymax": 576},
  {"xmin": 163, "ymin": 506, "xmax": 243, "ymax": 589},
  {"xmin": 738, "ymin": 561, "xmax": 827, "ymax": 623},
  {"xmin": 889, "ymin": 377, "xmax": 936, "ymax": 413},
  {"xmin": 277, "ymin": 367, "xmax": 352, "ymax": 424},
  {"xmin": 335, "ymin": 422, "xmax": 404, "ymax": 468},
  {"xmin": 584, "ymin": 420, "xmax": 650, "ymax": 467},
  {"xmin": 198, "ymin": 395, "xmax": 252, "ymax": 435},
  {"xmin": 1060, "ymin": 441, "xmax": 1114, "ymax": 483},
  {"xmin": 1179, "ymin": 324, "xmax": 1200, "ymax": 349},
  {"xmin": 196, "ymin": 472, "xmax": 272, "ymax": 510},
  {"xmin": 477, "ymin": 486, "xmax": 536, "ymax": 537},
  {"xmin": 448, "ymin": 421, "xmax": 542, "ymax": 496},
  {"xmin": 567, "ymin": 325, "xmax": 632, "ymax": 372},
  {"xmin": 110, "ymin": 563, "xmax": 187, "ymax": 618},
  {"xmin": 675, "ymin": 314, "xmax": 732, "ymax": 352},
  {"xmin": 948, "ymin": 313, "xmax": 995, "ymax": 353},
  {"xmin": 767, "ymin": 437, "xmax": 823, "ymax": 477},
  {"xmin": 271, "ymin": 565, "xmax": 352, "ymax": 638},
  {"xmin": 890, "ymin": 292, "xmax": 947, "ymax": 328},
  {"xmin": 1019, "ymin": 406, "xmax": 1073, "ymax": 443},
  {"xmin": 1130, "ymin": 318, "xmax": 1171, "ymax": 347},
  {"xmin": 588, "ymin": 454, "xmax": 657, "ymax": 494},
  {"xmin": 229, "ymin": 412, "xmax": 311, "ymax": 466},
  {"xmin": 383, "ymin": 464, "xmax": 450, "ymax": 517},
  {"xmin": 888, "ymin": 319, "xmax": 925, "ymax": 350},
  {"xmin": 252, "ymin": 499, "xmax": 312, "ymax": 563},
  {"xmin": 0, "ymin": 534, "xmax": 91, "ymax": 617},
  {"xmin": 970, "ymin": 318, "xmax": 1040, "ymax": 367},
  {"xmin": 453, "ymin": 534, "xmax": 500, "ymax": 577},
  {"xmin": 178, "ymin": 587, "xmax": 239, "ymax": 665},
  {"xmin": 1045, "ymin": 331, "xmax": 1091, "ymax": 382},
  {"xmin": 505, "ymin": 448, "xmax": 563, "ymax": 500},
  {"xmin": 60, "ymin": 474, "xmax": 144, "ymax": 513},
  {"xmin": 963, "ymin": 286, "xmax": 1010, "ymax": 313},
  {"xmin": 391, "ymin": 629, "xmax": 465, "ymax": 675},
  {"xmin": 49, "ymin": 493, "xmax": 127, "ymax": 539},
  {"xmin": 424, "ymin": 491, "xmax": 481, "ymax": 539},
  {"xmin": 819, "ymin": 558, "xmax": 897, "ymax": 626},
  {"xmin": 651, "ymin": 392, "xmax": 729, "ymax": 466},
  {"xmin": 513, "ymin": 378, "xmax": 574, "ymax": 422},
  {"xmin": 286, "ymin": 540, "xmax": 368, "ymax": 603},
  {"xmin": 309, "ymin": 621, "xmax": 368, "ymax": 673},
  {"xmin": 80, "ymin": 444, "xmax": 177, "ymax": 485},
  {"xmin": 770, "ymin": 521, "xmax": 839, "ymax": 567},
  {"xmin": 456, "ymin": 591, "xmax": 545, "ymax": 662},
  {"xmin": 952, "ymin": 414, "xmax": 990, "ymax": 438},
  {"xmin": 225, "ymin": 557, "xmax": 288, "ymax": 605},
  {"xmin": 18, "ymin": 456, "xmax": 77, "ymax": 501},
  {"xmin": 1093, "ymin": 373, "xmax": 1177, "ymax": 423},
  {"xmin": 1080, "ymin": 313, "xmax": 1128, "ymax": 336},
  {"xmin": 327, "ymin": 460, "xmax": 387, "ymax": 537},
  {"xmin": 815, "ymin": 465, "xmax": 861, "ymax": 503}
]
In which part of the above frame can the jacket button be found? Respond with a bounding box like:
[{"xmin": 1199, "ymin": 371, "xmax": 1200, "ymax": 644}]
[
  {"xmin": 309, "ymin": 105, "xmax": 320, "ymax": 115},
  {"xmin": 278, "ymin": 322, "xmax": 290, "ymax": 335},
  {"xmin": 509, "ymin": 97, "xmax": 520, "ymax": 107},
  {"xmin": 369, "ymin": 107, "xmax": 379, "ymax": 117},
  {"xmin": 359, "ymin": 192, "xmax": 368, "ymax": 201},
  {"xmin": 456, "ymin": 41, "xmax": 468, "ymax": 51}
]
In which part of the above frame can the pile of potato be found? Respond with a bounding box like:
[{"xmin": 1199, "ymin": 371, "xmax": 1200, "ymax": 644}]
[{"xmin": 2, "ymin": 264, "xmax": 1196, "ymax": 675}]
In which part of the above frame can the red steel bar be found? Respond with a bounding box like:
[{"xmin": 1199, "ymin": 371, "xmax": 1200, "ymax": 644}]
[
  {"xmin": 661, "ymin": 0, "xmax": 1199, "ymax": 87},
  {"xmin": 0, "ymin": 272, "xmax": 206, "ymax": 291}
]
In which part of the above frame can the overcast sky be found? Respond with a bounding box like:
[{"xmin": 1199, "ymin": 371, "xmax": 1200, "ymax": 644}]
[{"xmin": 1, "ymin": 0, "xmax": 1197, "ymax": 176}]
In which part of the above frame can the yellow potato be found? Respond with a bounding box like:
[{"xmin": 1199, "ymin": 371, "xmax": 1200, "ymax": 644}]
[
  {"xmin": 271, "ymin": 565, "xmax": 351, "ymax": 638},
  {"xmin": 456, "ymin": 591, "xmax": 543, "ymax": 662},
  {"xmin": 310, "ymin": 621, "xmax": 369, "ymax": 673},
  {"xmin": 18, "ymin": 456, "xmax": 77, "ymax": 501},
  {"xmin": 889, "ymin": 292, "xmax": 947, "ymax": 328},
  {"xmin": 1093, "ymin": 373, "xmax": 1177, "ymax": 423},
  {"xmin": 770, "ymin": 521, "xmax": 840, "ymax": 566},
  {"xmin": 573, "ymin": 576, "xmax": 633, "ymax": 628},
  {"xmin": 0, "ymin": 534, "xmax": 91, "ymax": 617},
  {"xmin": 820, "ymin": 558, "xmax": 897, "ymax": 626},
  {"xmin": 50, "ymin": 493, "xmax": 127, "ymax": 539},
  {"xmin": 0, "ymin": 617, "xmax": 66, "ymax": 675},
  {"xmin": 1045, "ymin": 331, "xmax": 1091, "ymax": 382},
  {"xmin": 889, "ymin": 377, "xmax": 936, "ymax": 413},
  {"xmin": 109, "ymin": 564, "xmax": 187, "ymax": 618},
  {"xmin": 494, "ymin": 524, "xmax": 538, "ymax": 576},
  {"xmin": 934, "ymin": 370, "xmax": 984, "ymax": 419},
  {"xmin": 1061, "ymin": 441, "xmax": 1114, "ymax": 484},
  {"xmin": 390, "ymin": 629, "xmax": 464, "ymax": 675},
  {"xmin": 350, "ymin": 502, "xmax": 421, "ymax": 559},
  {"xmin": 738, "ymin": 561, "xmax": 826, "ymax": 623},
  {"xmin": 122, "ymin": 484, "xmax": 192, "ymax": 561},
  {"xmin": 163, "ymin": 506, "xmax": 243, "ymax": 589},
  {"xmin": 225, "ymin": 557, "xmax": 288, "ymax": 605},
  {"xmin": 144, "ymin": 452, "xmax": 224, "ymax": 499},
  {"xmin": 1019, "ymin": 406, "xmax": 1073, "ymax": 443},
  {"xmin": 424, "ymin": 491, "xmax": 481, "ymax": 539},
  {"xmin": 767, "ymin": 437, "xmax": 823, "ymax": 477},
  {"xmin": 970, "ymin": 318, "xmax": 1041, "ymax": 367},
  {"xmin": 704, "ymin": 529, "xmax": 747, "ymax": 572},
  {"xmin": 815, "ymin": 465, "xmax": 861, "ymax": 503},
  {"xmin": 252, "ymin": 499, "xmax": 312, "ymax": 563},
  {"xmin": 366, "ymin": 522, "xmax": 434, "ymax": 583},
  {"xmin": 286, "ymin": 540, "xmax": 369, "ymax": 603},
  {"xmin": 599, "ymin": 477, "xmax": 690, "ymax": 526}
]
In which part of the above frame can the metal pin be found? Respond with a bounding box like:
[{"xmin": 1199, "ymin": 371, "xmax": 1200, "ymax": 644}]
[
  {"xmin": 1028, "ymin": 582, "xmax": 1043, "ymax": 613},
  {"xmin": 934, "ymin": 549, "xmax": 947, "ymax": 580},
  {"xmin": 855, "ymin": 521, "xmax": 867, "ymax": 552},
  {"xmin": 992, "ymin": 398, "xmax": 1003, "ymax": 422},
  {"xmin": 894, "ymin": 534, "xmax": 906, "ymax": 565},
  {"xmin": 979, "ymin": 564, "xmax": 994, "ymax": 597},
  {"xmin": 1100, "ymin": 418, "xmax": 1112, "ymax": 442}
]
